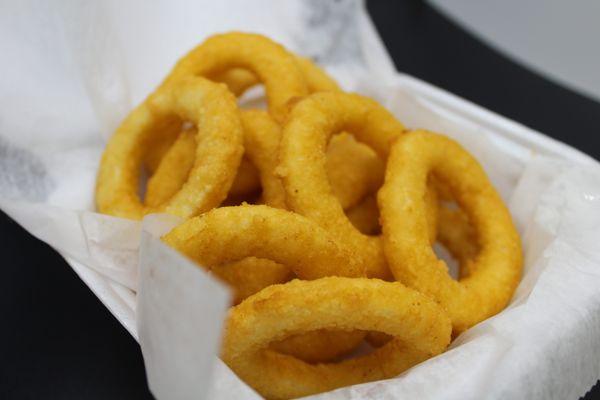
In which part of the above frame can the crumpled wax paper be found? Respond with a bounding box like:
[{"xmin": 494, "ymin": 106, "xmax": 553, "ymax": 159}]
[{"xmin": 1, "ymin": 1, "xmax": 600, "ymax": 399}]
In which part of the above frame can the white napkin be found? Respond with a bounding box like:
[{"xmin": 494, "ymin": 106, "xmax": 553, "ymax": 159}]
[{"xmin": 1, "ymin": 1, "xmax": 600, "ymax": 399}]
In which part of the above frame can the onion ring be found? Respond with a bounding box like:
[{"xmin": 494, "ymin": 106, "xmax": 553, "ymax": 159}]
[
  {"xmin": 162, "ymin": 204, "xmax": 365, "ymax": 280},
  {"xmin": 164, "ymin": 32, "xmax": 308, "ymax": 122},
  {"xmin": 278, "ymin": 91, "xmax": 406, "ymax": 279},
  {"xmin": 222, "ymin": 277, "xmax": 452, "ymax": 399},
  {"xmin": 145, "ymin": 110, "xmax": 286, "ymax": 209},
  {"xmin": 95, "ymin": 76, "xmax": 243, "ymax": 219},
  {"xmin": 145, "ymin": 139, "xmax": 260, "ymax": 205},
  {"xmin": 209, "ymin": 54, "xmax": 340, "ymax": 98},
  {"xmin": 214, "ymin": 257, "xmax": 365, "ymax": 365},
  {"xmin": 378, "ymin": 130, "xmax": 522, "ymax": 333},
  {"xmin": 142, "ymin": 33, "xmax": 307, "ymax": 198},
  {"xmin": 143, "ymin": 134, "xmax": 259, "ymax": 201}
]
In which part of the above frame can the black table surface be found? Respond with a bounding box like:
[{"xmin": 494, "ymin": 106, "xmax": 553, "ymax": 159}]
[{"xmin": 1, "ymin": 2, "xmax": 599, "ymax": 399}]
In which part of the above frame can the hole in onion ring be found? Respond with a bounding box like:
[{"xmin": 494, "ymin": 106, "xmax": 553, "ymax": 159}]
[
  {"xmin": 142, "ymin": 118, "xmax": 198, "ymax": 208},
  {"xmin": 221, "ymin": 190, "xmax": 262, "ymax": 207},
  {"xmin": 237, "ymin": 85, "xmax": 267, "ymax": 110},
  {"xmin": 435, "ymin": 199, "xmax": 481, "ymax": 280},
  {"xmin": 346, "ymin": 194, "xmax": 381, "ymax": 236},
  {"xmin": 433, "ymin": 242, "xmax": 460, "ymax": 280},
  {"xmin": 324, "ymin": 132, "xmax": 386, "ymax": 236}
]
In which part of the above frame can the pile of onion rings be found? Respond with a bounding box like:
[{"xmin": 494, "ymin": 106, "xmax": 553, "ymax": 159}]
[{"xmin": 96, "ymin": 32, "xmax": 523, "ymax": 399}]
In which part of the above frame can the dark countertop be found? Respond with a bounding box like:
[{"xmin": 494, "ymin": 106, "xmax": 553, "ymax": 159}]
[{"xmin": 1, "ymin": 2, "xmax": 598, "ymax": 399}]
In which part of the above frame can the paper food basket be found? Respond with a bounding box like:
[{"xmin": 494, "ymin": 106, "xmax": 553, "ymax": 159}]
[{"xmin": 1, "ymin": 1, "xmax": 600, "ymax": 399}]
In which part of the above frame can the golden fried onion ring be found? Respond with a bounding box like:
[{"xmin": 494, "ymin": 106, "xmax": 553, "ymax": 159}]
[
  {"xmin": 214, "ymin": 255, "xmax": 365, "ymax": 365},
  {"xmin": 210, "ymin": 55, "xmax": 340, "ymax": 98},
  {"xmin": 278, "ymin": 91, "xmax": 405, "ymax": 279},
  {"xmin": 222, "ymin": 277, "xmax": 452, "ymax": 399},
  {"xmin": 96, "ymin": 76, "xmax": 243, "ymax": 219},
  {"xmin": 143, "ymin": 131, "xmax": 260, "ymax": 202},
  {"xmin": 164, "ymin": 32, "xmax": 308, "ymax": 122},
  {"xmin": 379, "ymin": 130, "xmax": 522, "ymax": 333},
  {"xmin": 145, "ymin": 110, "xmax": 286, "ymax": 209},
  {"xmin": 142, "ymin": 33, "xmax": 306, "ymax": 199},
  {"xmin": 162, "ymin": 205, "xmax": 365, "ymax": 280}
]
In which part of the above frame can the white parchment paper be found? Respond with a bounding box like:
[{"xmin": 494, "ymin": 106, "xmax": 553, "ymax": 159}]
[{"xmin": 1, "ymin": 1, "xmax": 600, "ymax": 399}]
